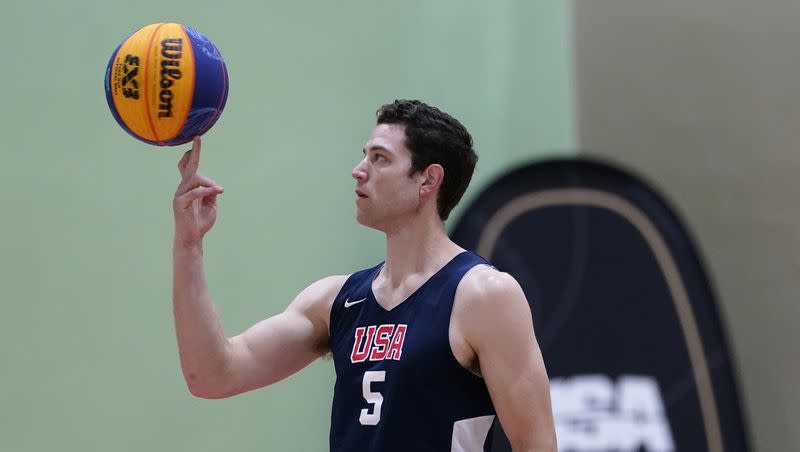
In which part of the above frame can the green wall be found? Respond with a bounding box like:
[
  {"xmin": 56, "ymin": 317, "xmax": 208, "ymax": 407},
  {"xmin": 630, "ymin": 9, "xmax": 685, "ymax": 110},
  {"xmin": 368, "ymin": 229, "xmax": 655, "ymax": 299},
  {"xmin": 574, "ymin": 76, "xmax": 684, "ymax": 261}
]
[{"xmin": 0, "ymin": 1, "xmax": 574, "ymax": 450}]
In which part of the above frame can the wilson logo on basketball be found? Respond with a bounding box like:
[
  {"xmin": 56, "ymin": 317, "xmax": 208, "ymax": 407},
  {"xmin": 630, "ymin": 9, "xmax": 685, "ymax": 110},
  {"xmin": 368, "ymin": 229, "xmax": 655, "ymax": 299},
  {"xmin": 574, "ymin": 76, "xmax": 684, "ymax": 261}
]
[
  {"xmin": 158, "ymin": 38, "xmax": 183, "ymax": 118},
  {"xmin": 350, "ymin": 324, "xmax": 408, "ymax": 363}
]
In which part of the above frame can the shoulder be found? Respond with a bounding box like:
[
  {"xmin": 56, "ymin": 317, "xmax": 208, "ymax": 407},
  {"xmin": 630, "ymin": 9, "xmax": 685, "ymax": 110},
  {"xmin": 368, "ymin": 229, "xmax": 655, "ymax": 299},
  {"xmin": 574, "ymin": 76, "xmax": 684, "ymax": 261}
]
[
  {"xmin": 304, "ymin": 274, "xmax": 351, "ymax": 297},
  {"xmin": 454, "ymin": 265, "xmax": 533, "ymax": 347},
  {"xmin": 292, "ymin": 261, "xmax": 383, "ymax": 314},
  {"xmin": 458, "ymin": 264, "xmax": 527, "ymax": 309},
  {"xmin": 288, "ymin": 274, "xmax": 350, "ymax": 320}
]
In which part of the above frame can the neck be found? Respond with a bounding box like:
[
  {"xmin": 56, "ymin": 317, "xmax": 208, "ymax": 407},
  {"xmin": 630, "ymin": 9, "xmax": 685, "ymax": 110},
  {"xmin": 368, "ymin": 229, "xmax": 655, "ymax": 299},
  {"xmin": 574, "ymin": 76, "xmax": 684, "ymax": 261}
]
[{"xmin": 381, "ymin": 213, "xmax": 464, "ymax": 287}]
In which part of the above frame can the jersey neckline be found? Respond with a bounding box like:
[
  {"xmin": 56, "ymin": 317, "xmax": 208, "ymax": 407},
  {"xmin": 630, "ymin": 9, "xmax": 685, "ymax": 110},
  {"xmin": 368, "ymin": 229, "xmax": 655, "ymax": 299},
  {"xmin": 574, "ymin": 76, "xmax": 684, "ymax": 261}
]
[{"xmin": 368, "ymin": 251, "xmax": 470, "ymax": 312}]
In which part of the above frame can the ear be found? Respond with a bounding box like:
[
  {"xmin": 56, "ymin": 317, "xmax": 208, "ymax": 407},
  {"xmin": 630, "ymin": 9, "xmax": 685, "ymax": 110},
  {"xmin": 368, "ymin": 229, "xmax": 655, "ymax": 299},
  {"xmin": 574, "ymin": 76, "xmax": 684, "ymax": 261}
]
[{"xmin": 419, "ymin": 164, "xmax": 444, "ymax": 199}]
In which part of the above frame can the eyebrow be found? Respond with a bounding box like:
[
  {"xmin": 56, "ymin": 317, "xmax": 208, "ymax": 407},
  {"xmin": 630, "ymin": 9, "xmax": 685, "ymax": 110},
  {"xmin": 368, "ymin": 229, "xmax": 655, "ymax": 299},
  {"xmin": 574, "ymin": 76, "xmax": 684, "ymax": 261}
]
[{"xmin": 363, "ymin": 145, "xmax": 391, "ymax": 154}]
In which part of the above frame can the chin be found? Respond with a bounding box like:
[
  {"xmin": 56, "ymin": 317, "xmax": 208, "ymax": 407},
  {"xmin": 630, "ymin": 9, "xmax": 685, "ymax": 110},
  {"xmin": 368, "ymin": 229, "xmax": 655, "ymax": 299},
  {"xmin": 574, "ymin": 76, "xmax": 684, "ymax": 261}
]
[
  {"xmin": 355, "ymin": 211, "xmax": 389, "ymax": 232},
  {"xmin": 355, "ymin": 211, "xmax": 374, "ymax": 227}
]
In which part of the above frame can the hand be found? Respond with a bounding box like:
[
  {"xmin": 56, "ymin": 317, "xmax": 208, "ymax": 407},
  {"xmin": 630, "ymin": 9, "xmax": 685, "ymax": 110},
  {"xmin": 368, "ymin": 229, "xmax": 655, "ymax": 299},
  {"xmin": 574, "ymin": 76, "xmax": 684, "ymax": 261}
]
[{"xmin": 173, "ymin": 136, "xmax": 224, "ymax": 247}]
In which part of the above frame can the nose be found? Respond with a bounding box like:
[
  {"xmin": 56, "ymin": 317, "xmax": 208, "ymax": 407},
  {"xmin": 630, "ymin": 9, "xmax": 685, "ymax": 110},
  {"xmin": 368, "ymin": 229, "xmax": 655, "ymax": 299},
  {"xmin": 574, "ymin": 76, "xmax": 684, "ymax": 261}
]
[{"xmin": 352, "ymin": 158, "xmax": 368, "ymax": 182}]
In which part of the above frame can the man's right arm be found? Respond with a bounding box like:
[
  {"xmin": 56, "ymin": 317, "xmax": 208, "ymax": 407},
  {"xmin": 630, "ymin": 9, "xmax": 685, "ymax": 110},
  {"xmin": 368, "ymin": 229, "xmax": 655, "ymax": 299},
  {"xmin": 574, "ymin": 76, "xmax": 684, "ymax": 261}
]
[
  {"xmin": 173, "ymin": 241, "xmax": 345, "ymax": 399},
  {"xmin": 172, "ymin": 137, "xmax": 345, "ymax": 399}
]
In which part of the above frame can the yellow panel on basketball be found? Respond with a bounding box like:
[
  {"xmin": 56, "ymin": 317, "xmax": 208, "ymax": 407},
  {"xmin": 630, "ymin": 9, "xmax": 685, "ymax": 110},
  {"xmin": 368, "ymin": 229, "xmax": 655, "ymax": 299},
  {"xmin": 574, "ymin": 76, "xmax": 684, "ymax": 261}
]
[
  {"xmin": 109, "ymin": 23, "xmax": 160, "ymax": 142},
  {"xmin": 149, "ymin": 23, "xmax": 195, "ymax": 142}
]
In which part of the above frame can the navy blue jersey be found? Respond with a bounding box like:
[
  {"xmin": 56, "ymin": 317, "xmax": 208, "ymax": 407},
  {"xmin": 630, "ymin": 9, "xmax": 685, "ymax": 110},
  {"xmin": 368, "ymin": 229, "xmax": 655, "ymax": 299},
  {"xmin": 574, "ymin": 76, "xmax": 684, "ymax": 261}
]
[{"xmin": 329, "ymin": 251, "xmax": 497, "ymax": 452}]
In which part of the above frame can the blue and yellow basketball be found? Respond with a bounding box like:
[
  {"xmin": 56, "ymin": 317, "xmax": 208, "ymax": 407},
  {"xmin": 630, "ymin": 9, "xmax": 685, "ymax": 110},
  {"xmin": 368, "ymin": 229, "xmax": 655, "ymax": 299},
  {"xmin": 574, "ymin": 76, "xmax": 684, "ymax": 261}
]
[{"xmin": 104, "ymin": 23, "xmax": 229, "ymax": 146}]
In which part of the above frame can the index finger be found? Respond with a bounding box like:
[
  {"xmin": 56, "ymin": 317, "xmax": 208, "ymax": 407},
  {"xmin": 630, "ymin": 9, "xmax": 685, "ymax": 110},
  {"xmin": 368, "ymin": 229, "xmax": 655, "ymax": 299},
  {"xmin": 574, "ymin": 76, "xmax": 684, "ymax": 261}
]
[{"xmin": 182, "ymin": 136, "xmax": 202, "ymax": 180}]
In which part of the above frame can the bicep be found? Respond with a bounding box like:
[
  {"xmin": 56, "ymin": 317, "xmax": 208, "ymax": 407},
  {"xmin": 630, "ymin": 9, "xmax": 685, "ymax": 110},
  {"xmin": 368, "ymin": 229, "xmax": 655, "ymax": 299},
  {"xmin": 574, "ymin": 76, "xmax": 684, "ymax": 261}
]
[
  {"xmin": 223, "ymin": 275, "xmax": 345, "ymax": 396},
  {"xmin": 227, "ymin": 308, "xmax": 325, "ymax": 392},
  {"xmin": 479, "ymin": 317, "xmax": 554, "ymax": 448},
  {"xmin": 463, "ymin": 273, "xmax": 556, "ymax": 450}
]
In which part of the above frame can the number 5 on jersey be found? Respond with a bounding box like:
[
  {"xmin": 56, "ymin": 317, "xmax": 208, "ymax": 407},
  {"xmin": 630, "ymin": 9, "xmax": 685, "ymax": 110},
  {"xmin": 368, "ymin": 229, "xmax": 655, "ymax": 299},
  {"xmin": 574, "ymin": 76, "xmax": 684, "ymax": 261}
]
[{"xmin": 359, "ymin": 371, "xmax": 385, "ymax": 425}]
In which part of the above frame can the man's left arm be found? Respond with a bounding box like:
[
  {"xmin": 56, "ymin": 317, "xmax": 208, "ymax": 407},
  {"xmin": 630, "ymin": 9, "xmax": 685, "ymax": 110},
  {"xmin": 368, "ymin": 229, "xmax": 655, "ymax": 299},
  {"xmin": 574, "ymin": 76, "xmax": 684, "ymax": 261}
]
[{"xmin": 458, "ymin": 267, "xmax": 557, "ymax": 452}]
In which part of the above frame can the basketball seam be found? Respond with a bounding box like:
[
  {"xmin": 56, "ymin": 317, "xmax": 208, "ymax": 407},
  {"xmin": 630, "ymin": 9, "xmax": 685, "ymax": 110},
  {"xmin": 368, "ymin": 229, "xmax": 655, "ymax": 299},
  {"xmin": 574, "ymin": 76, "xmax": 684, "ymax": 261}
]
[{"xmin": 144, "ymin": 23, "xmax": 165, "ymax": 144}]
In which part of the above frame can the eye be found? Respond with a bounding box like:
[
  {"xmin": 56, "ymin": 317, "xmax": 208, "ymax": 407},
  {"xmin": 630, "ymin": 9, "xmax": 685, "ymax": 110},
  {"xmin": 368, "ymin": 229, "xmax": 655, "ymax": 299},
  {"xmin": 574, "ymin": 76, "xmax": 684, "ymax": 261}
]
[{"xmin": 372, "ymin": 153, "xmax": 385, "ymax": 162}]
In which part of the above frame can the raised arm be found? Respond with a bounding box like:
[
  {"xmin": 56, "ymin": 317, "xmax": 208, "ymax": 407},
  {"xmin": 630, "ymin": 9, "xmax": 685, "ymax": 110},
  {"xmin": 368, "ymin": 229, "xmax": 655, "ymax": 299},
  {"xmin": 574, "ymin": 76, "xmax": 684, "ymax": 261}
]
[
  {"xmin": 172, "ymin": 137, "xmax": 344, "ymax": 399},
  {"xmin": 457, "ymin": 266, "xmax": 557, "ymax": 452}
]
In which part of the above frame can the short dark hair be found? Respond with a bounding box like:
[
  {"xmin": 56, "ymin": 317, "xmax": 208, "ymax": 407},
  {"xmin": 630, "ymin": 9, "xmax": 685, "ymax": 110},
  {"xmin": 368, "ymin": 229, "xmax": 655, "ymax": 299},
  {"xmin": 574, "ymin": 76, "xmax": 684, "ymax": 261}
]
[{"xmin": 376, "ymin": 99, "xmax": 478, "ymax": 221}]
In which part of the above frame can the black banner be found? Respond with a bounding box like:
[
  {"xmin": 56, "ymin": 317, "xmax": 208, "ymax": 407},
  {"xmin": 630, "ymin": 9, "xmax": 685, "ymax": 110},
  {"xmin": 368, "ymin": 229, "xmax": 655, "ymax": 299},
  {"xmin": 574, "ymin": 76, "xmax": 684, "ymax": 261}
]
[{"xmin": 451, "ymin": 159, "xmax": 749, "ymax": 452}]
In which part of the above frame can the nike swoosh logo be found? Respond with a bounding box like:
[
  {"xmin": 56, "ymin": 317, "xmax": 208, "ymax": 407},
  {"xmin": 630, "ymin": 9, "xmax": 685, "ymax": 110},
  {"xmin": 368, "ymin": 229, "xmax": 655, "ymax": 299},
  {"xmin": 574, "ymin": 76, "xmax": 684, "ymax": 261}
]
[{"xmin": 344, "ymin": 297, "xmax": 366, "ymax": 308}]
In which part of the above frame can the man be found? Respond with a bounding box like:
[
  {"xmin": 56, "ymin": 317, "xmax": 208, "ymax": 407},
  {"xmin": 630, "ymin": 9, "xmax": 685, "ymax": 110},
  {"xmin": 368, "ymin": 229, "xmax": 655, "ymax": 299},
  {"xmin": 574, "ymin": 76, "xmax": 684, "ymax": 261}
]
[{"xmin": 172, "ymin": 100, "xmax": 556, "ymax": 451}]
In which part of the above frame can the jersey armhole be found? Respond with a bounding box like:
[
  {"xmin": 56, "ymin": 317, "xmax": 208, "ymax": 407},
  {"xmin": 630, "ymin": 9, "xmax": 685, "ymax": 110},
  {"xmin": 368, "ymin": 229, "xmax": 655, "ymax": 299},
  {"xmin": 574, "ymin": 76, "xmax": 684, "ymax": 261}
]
[
  {"xmin": 447, "ymin": 261, "xmax": 495, "ymax": 380},
  {"xmin": 328, "ymin": 262, "xmax": 384, "ymax": 348}
]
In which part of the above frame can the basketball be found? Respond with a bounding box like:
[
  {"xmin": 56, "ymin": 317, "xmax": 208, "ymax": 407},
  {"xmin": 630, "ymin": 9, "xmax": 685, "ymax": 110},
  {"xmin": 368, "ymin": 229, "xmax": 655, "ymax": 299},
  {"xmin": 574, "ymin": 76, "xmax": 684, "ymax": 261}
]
[{"xmin": 104, "ymin": 23, "xmax": 229, "ymax": 146}]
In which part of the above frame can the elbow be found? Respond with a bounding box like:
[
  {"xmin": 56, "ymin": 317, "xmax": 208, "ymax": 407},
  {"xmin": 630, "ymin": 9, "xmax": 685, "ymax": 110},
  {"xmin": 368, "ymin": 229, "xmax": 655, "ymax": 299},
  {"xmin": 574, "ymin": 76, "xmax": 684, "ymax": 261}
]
[
  {"xmin": 183, "ymin": 371, "xmax": 235, "ymax": 400},
  {"xmin": 187, "ymin": 383, "xmax": 228, "ymax": 399}
]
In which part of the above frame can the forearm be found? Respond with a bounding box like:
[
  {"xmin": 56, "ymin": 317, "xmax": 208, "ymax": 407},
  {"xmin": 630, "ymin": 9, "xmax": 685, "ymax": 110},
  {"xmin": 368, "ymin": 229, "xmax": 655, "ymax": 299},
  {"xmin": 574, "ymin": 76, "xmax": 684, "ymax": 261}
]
[{"xmin": 172, "ymin": 241, "xmax": 231, "ymax": 396}]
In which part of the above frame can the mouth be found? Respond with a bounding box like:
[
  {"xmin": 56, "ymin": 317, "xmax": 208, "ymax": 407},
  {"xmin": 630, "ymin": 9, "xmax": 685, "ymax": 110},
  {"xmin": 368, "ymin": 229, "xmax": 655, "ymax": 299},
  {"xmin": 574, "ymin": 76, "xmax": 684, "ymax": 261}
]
[{"xmin": 355, "ymin": 188, "xmax": 368, "ymax": 199}]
